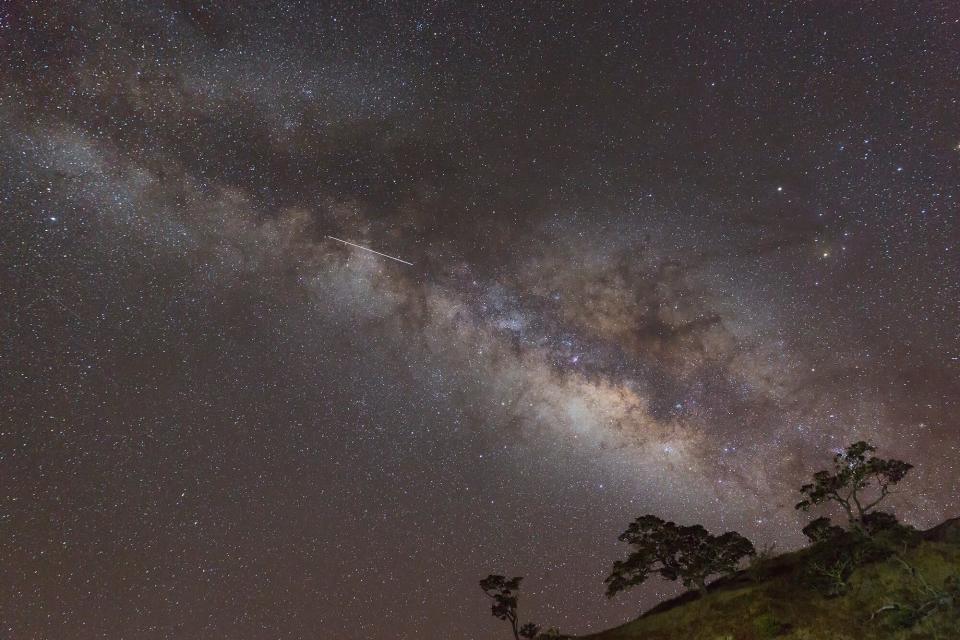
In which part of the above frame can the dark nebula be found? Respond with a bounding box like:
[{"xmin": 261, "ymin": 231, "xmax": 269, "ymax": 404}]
[{"xmin": 2, "ymin": 2, "xmax": 958, "ymax": 638}]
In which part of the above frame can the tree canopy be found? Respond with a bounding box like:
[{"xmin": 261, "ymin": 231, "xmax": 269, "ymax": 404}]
[
  {"xmin": 796, "ymin": 441, "xmax": 912, "ymax": 529},
  {"xmin": 605, "ymin": 515, "xmax": 756, "ymax": 598},
  {"xmin": 479, "ymin": 575, "xmax": 541, "ymax": 639}
]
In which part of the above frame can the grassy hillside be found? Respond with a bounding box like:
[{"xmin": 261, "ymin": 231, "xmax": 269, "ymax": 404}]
[{"xmin": 578, "ymin": 519, "xmax": 960, "ymax": 640}]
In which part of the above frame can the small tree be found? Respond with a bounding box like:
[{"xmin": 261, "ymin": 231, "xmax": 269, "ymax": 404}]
[
  {"xmin": 862, "ymin": 511, "xmax": 900, "ymax": 535},
  {"xmin": 479, "ymin": 575, "xmax": 541, "ymax": 640},
  {"xmin": 605, "ymin": 515, "xmax": 755, "ymax": 598},
  {"xmin": 802, "ymin": 516, "xmax": 845, "ymax": 543},
  {"xmin": 796, "ymin": 441, "xmax": 912, "ymax": 530}
]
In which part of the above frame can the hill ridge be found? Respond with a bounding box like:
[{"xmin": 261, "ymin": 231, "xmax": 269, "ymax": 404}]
[{"xmin": 575, "ymin": 517, "xmax": 960, "ymax": 640}]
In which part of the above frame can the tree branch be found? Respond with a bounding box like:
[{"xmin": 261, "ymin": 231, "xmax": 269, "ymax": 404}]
[
  {"xmin": 861, "ymin": 481, "xmax": 891, "ymax": 513},
  {"xmin": 870, "ymin": 604, "xmax": 900, "ymax": 621}
]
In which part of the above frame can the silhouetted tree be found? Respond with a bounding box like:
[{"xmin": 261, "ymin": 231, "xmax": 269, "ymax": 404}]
[
  {"xmin": 802, "ymin": 516, "xmax": 845, "ymax": 543},
  {"xmin": 796, "ymin": 441, "xmax": 912, "ymax": 531},
  {"xmin": 862, "ymin": 510, "xmax": 900, "ymax": 534},
  {"xmin": 479, "ymin": 575, "xmax": 541, "ymax": 640},
  {"xmin": 605, "ymin": 515, "xmax": 756, "ymax": 598}
]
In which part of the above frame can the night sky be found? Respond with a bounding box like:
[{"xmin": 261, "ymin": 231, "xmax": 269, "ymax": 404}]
[{"xmin": 2, "ymin": 2, "xmax": 959, "ymax": 638}]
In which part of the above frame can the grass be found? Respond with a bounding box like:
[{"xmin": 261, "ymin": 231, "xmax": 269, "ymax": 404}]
[{"xmin": 576, "ymin": 520, "xmax": 960, "ymax": 640}]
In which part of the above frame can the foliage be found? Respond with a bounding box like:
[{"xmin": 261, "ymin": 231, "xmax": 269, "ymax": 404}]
[
  {"xmin": 605, "ymin": 515, "xmax": 756, "ymax": 598},
  {"xmin": 802, "ymin": 517, "xmax": 845, "ymax": 543},
  {"xmin": 807, "ymin": 553, "xmax": 855, "ymax": 597},
  {"xmin": 796, "ymin": 441, "xmax": 912, "ymax": 530},
  {"xmin": 801, "ymin": 511, "xmax": 922, "ymax": 598},
  {"xmin": 861, "ymin": 511, "xmax": 899, "ymax": 535},
  {"xmin": 480, "ymin": 575, "xmax": 543, "ymax": 640},
  {"xmin": 802, "ymin": 529, "xmax": 898, "ymax": 597}
]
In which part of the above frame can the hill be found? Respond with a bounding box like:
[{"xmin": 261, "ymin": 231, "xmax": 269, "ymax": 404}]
[{"xmin": 577, "ymin": 519, "xmax": 960, "ymax": 640}]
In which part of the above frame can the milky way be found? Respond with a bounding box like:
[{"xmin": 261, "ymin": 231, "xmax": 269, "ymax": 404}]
[{"xmin": 2, "ymin": 3, "xmax": 959, "ymax": 638}]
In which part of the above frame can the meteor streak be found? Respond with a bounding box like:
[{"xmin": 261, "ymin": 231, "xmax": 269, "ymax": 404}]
[{"xmin": 325, "ymin": 235, "xmax": 413, "ymax": 266}]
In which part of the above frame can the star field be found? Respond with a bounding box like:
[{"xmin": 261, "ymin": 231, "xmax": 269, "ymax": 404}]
[{"xmin": 1, "ymin": 2, "xmax": 959, "ymax": 638}]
